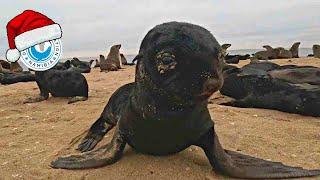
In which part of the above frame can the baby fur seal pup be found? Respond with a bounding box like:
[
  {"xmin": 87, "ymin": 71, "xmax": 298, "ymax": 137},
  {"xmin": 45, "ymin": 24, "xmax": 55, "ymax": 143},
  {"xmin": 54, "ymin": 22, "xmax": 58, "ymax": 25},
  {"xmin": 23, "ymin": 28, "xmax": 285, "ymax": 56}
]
[
  {"xmin": 51, "ymin": 22, "xmax": 320, "ymax": 179},
  {"xmin": 24, "ymin": 68, "xmax": 88, "ymax": 104}
]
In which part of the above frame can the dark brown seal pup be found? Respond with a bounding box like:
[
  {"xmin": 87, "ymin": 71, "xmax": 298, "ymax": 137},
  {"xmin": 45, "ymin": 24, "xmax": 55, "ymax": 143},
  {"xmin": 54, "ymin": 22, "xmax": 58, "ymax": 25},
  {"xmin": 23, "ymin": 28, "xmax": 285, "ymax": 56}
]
[
  {"xmin": 24, "ymin": 68, "xmax": 88, "ymax": 104},
  {"xmin": 51, "ymin": 22, "xmax": 320, "ymax": 179}
]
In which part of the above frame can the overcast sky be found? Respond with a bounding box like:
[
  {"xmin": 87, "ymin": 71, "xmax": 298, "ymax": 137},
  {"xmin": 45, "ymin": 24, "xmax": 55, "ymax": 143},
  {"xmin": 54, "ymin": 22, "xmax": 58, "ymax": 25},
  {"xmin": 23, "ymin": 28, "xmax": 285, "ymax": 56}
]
[{"xmin": 0, "ymin": 0, "xmax": 319, "ymax": 58}]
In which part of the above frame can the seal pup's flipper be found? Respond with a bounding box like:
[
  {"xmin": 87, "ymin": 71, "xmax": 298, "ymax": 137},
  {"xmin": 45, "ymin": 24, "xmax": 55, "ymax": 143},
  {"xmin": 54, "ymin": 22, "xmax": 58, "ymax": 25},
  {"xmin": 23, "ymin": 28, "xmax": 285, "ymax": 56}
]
[
  {"xmin": 196, "ymin": 128, "xmax": 320, "ymax": 179},
  {"xmin": 77, "ymin": 116, "xmax": 114, "ymax": 152},
  {"xmin": 77, "ymin": 83, "xmax": 135, "ymax": 152},
  {"xmin": 51, "ymin": 125, "xmax": 126, "ymax": 169},
  {"xmin": 68, "ymin": 96, "xmax": 88, "ymax": 104}
]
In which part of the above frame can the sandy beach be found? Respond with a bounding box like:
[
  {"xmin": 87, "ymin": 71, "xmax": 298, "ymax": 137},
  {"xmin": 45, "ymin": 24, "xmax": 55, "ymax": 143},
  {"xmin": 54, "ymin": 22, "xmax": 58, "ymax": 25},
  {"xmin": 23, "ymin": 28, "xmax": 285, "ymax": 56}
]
[{"xmin": 0, "ymin": 57, "xmax": 319, "ymax": 179}]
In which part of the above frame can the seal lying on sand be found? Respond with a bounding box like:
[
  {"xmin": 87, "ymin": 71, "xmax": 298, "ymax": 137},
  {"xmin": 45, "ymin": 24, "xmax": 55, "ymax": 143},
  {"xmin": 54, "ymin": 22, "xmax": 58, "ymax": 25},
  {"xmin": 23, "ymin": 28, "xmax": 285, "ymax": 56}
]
[
  {"xmin": 0, "ymin": 64, "xmax": 35, "ymax": 84},
  {"xmin": 221, "ymin": 61, "xmax": 320, "ymax": 116},
  {"xmin": 24, "ymin": 69, "xmax": 88, "ymax": 104},
  {"xmin": 54, "ymin": 58, "xmax": 93, "ymax": 73},
  {"xmin": 252, "ymin": 45, "xmax": 280, "ymax": 60},
  {"xmin": 69, "ymin": 58, "xmax": 92, "ymax": 73},
  {"xmin": 0, "ymin": 63, "xmax": 34, "ymax": 84},
  {"xmin": 51, "ymin": 22, "xmax": 320, "ymax": 179}
]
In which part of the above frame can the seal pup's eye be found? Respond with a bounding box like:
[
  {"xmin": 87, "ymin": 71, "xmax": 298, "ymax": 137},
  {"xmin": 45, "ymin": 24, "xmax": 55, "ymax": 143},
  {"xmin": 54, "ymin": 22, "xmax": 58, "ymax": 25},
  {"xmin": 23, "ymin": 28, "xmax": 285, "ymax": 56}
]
[{"xmin": 155, "ymin": 51, "xmax": 177, "ymax": 74}]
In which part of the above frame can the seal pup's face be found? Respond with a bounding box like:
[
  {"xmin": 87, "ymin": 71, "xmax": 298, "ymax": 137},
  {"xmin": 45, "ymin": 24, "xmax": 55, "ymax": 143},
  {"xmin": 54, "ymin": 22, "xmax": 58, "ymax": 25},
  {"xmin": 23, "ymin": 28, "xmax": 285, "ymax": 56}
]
[{"xmin": 138, "ymin": 22, "xmax": 224, "ymax": 105}]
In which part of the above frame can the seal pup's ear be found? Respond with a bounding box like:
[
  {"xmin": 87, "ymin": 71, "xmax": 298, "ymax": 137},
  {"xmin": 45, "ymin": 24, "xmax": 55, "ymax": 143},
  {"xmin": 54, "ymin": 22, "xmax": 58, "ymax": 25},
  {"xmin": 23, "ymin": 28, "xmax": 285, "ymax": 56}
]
[
  {"xmin": 132, "ymin": 54, "xmax": 143, "ymax": 63},
  {"xmin": 64, "ymin": 60, "xmax": 71, "ymax": 69}
]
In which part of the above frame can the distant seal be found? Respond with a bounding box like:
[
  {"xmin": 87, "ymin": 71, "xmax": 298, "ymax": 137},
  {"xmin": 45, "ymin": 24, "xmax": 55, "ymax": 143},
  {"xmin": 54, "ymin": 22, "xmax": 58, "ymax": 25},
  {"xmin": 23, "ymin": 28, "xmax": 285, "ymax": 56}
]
[
  {"xmin": 107, "ymin": 44, "xmax": 122, "ymax": 69},
  {"xmin": 0, "ymin": 61, "xmax": 24, "ymax": 72},
  {"xmin": 89, "ymin": 59, "xmax": 99, "ymax": 68},
  {"xmin": 69, "ymin": 57, "xmax": 92, "ymax": 73},
  {"xmin": 9, "ymin": 62, "xmax": 23, "ymax": 72},
  {"xmin": 24, "ymin": 69, "xmax": 88, "ymax": 104},
  {"xmin": 100, "ymin": 54, "xmax": 118, "ymax": 72},
  {"xmin": 120, "ymin": 53, "xmax": 127, "ymax": 65},
  {"xmin": 0, "ymin": 64, "xmax": 35, "ymax": 85},
  {"xmin": 0, "ymin": 60, "xmax": 10, "ymax": 69},
  {"xmin": 221, "ymin": 44, "xmax": 250, "ymax": 64},
  {"xmin": 0, "ymin": 63, "xmax": 10, "ymax": 73},
  {"xmin": 313, "ymin": 44, "xmax": 320, "ymax": 58},
  {"xmin": 252, "ymin": 45, "xmax": 279, "ymax": 60},
  {"xmin": 276, "ymin": 47, "xmax": 292, "ymax": 59},
  {"xmin": 0, "ymin": 72, "xmax": 35, "ymax": 85},
  {"xmin": 289, "ymin": 42, "xmax": 301, "ymax": 58},
  {"xmin": 51, "ymin": 22, "xmax": 320, "ymax": 179}
]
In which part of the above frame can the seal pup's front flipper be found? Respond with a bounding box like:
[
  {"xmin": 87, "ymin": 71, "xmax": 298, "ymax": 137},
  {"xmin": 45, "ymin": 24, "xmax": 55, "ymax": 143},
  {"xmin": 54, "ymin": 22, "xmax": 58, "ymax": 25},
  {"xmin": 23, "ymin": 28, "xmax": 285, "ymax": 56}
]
[
  {"xmin": 196, "ymin": 128, "xmax": 320, "ymax": 179},
  {"xmin": 76, "ymin": 116, "xmax": 114, "ymax": 152},
  {"xmin": 51, "ymin": 124, "xmax": 126, "ymax": 169}
]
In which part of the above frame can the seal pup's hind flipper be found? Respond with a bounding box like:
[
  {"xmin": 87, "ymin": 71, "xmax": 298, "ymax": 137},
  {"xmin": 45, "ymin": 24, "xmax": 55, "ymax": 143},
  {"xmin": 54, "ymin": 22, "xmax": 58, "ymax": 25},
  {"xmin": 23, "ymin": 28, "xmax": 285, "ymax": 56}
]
[
  {"xmin": 196, "ymin": 128, "xmax": 320, "ymax": 179},
  {"xmin": 68, "ymin": 96, "xmax": 88, "ymax": 104}
]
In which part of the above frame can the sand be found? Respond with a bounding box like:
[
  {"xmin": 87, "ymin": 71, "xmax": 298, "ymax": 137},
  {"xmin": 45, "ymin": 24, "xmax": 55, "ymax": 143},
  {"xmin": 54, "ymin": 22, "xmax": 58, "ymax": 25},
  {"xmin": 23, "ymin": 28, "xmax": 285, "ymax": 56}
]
[{"xmin": 0, "ymin": 57, "xmax": 319, "ymax": 179}]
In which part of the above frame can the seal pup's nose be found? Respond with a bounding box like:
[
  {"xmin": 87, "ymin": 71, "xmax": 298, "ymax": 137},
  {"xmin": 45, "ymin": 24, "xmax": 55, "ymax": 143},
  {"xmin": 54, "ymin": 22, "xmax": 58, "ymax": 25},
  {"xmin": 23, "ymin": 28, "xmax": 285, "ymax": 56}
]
[{"xmin": 203, "ymin": 78, "xmax": 221, "ymax": 94}]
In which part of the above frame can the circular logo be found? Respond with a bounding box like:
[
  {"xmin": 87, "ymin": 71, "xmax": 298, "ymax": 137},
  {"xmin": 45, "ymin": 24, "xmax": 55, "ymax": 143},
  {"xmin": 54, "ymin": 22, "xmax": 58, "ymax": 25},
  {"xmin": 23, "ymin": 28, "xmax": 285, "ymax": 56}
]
[{"xmin": 20, "ymin": 39, "xmax": 62, "ymax": 71}]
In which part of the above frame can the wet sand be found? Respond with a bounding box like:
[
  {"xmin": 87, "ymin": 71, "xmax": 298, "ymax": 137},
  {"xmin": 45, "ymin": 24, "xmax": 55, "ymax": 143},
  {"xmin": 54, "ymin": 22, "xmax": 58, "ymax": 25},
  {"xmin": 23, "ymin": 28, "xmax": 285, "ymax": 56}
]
[{"xmin": 0, "ymin": 57, "xmax": 319, "ymax": 179}]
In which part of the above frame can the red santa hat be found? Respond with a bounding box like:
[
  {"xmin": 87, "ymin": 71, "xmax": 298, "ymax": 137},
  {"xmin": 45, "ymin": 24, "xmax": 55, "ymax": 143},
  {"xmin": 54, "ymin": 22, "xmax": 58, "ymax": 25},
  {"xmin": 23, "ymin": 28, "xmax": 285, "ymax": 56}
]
[{"xmin": 6, "ymin": 10, "xmax": 62, "ymax": 62}]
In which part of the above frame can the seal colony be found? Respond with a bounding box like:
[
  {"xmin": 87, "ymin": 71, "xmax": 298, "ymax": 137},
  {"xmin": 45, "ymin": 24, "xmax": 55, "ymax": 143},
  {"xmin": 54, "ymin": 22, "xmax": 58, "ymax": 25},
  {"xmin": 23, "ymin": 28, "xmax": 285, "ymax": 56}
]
[
  {"xmin": 221, "ymin": 61, "xmax": 320, "ymax": 117},
  {"xmin": 51, "ymin": 22, "xmax": 320, "ymax": 179}
]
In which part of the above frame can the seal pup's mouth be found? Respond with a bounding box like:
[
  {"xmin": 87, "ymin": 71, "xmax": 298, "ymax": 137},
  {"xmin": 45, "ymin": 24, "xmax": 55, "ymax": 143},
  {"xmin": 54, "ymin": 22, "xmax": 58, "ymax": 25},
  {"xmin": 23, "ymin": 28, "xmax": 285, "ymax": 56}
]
[{"xmin": 196, "ymin": 77, "xmax": 223, "ymax": 102}]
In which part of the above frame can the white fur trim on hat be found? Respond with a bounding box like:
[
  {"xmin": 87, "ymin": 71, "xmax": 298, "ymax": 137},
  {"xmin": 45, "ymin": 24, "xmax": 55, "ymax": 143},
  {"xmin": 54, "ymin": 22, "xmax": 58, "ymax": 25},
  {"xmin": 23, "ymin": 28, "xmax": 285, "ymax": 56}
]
[
  {"xmin": 15, "ymin": 24, "xmax": 62, "ymax": 51},
  {"xmin": 6, "ymin": 49, "xmax": 20, "ymax": 62}
]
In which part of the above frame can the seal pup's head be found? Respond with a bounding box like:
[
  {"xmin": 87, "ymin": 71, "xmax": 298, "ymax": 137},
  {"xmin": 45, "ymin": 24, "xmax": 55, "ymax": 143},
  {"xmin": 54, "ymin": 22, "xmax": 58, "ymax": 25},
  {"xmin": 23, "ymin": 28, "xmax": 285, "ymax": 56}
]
[{"xmin": 135, "ymin": 22, "xmax": 224, "ymax": 106}]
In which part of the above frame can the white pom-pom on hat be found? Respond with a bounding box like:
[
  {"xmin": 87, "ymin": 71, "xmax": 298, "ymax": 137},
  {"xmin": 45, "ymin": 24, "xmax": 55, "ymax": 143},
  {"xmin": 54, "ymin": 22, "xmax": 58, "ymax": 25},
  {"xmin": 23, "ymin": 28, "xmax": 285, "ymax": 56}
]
[{"xmin": 6, "ymin": 49, "xmax": 20, "ymax": 62}]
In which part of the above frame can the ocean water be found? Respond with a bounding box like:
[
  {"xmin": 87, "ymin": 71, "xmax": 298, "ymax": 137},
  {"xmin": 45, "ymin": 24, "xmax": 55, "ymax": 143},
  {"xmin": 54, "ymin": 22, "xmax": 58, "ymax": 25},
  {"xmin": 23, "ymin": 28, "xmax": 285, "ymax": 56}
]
[
  {"xmin": 228, "ymin": 48, "xmax": 313, "ymax": 57},
  {"xmin": 61, "ymin": 48, "xmax": 313, "ymax": 63}
]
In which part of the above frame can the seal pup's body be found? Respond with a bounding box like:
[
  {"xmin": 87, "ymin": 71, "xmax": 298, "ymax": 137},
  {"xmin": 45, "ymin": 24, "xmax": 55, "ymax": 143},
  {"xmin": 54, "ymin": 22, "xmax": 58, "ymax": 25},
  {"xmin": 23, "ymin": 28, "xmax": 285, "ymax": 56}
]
[
  {"xmin": 24, "ymin": 69, "xmax": 88, "ymax": 104},
  {"xmin": 51, "ymin": 22, "xmax": 320, "ymax": 179}
]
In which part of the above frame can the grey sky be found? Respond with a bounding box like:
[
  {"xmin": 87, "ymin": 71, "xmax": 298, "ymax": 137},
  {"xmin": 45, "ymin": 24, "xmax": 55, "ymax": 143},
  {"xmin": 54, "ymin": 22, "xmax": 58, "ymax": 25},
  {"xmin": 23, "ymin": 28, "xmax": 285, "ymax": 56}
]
[{"xmin": 0, "ymin": 0, "xmax": 319, "ymax": 58}]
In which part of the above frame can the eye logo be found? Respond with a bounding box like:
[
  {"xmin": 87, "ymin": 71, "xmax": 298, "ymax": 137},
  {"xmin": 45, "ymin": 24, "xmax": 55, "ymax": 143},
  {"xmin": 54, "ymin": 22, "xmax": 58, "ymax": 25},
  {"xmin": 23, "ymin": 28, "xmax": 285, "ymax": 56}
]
[
  {"xmin": 20, "ymin": 39, "xmax": 62, "ymax": 70},
  {"xmin": 5, "ymin": 10, "xmax": 63, "ymax": 71}
]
